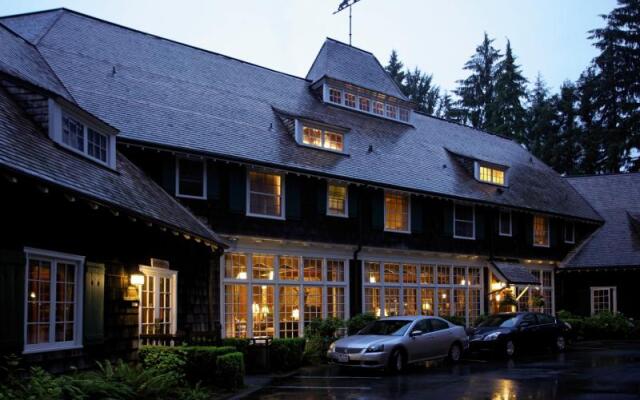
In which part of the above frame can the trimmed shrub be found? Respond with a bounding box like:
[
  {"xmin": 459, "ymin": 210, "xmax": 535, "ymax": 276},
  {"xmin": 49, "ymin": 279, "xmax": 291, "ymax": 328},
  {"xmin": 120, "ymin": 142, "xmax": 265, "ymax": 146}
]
[
  {"xmin": 270, "ymin": 338, "xmax": 305, "ymax": 371},
  {"xmin": 303, "ymin": 318, "xmax": 345, "ymax": 363},
  {"xmin": 139, "ymin": 346, "xmax": 187, "ymax": 379},
  {"xmin": 346, "ymin": 313, "xmax": 378, "ymax": 335},
  {"xmin": 183, "ymin": 346, "xmax": 236, "ymax": 384},
  {"xmin": 557, "ymin": 310, "xmax": 637, "ymax": 340},
  {"xmin": 215, "ymin": 352, "xmax": 244, "ymax": 390},
  {"xmin": 220, "ymin": 338, "xmax": 251, "ymax": 357}
]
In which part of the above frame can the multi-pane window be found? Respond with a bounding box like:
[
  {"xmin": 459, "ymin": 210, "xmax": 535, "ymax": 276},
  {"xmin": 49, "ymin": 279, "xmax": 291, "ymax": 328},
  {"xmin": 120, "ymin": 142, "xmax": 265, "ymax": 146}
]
[
  {"xmin": 365, "ymin": 262, "xmax": 381, "ymax": 283},
  {"xmin": 61, "ymin": 113, "xmax": 111, "ymax": 165},
  {"xmin": 564, "ymin": 222, "xmax": 575, "ymax": 244},
  {"xmin": 300, "ymin": 124, "xmax": 345, "ymax": 153},
  {"xmin": 279, "ymin": 286, "xmax": 299, "ymax": 338},
  {"xmin": 252, "ymin": 255, "xmax": 275, "ymax": 280},
  {"xmin": 302, "ymin": 126, "xmax": 323, "ymax": 147},
  {"xmin": 224, "ymin": 284, "xmax": 248, "ymax": 338},
  {"xmin": 359, "ymin": 97, "xmax": 370, "ymax": 112},
  {"xmin": 438, "ymin": 288, "xmax": 451, "ymax": 316},
  {"xmin": 327, "ymin": 183, "xmax": 348, "ymax": 217},
  {"xmin": 385, "ymin": 104, "xmax": 398, "ymax": 119},
  {"xmin": 176, "ymin": 158, "xmax": 206, "ymax": 198},
  {"xmin": 373, "ymin": 101, "xmax": 384, "ymax": 115},
  {"xmin": 139, "ymin": 266, "xmax": 177, "ymax": 336},
  {"xmin": 384, "ymin": 288, "xmax": 401, "ymax": 316},
  {"xmin": 327, "ymin": 260, "xmax": 345, "ymax": 282},
  {"xmin": 591, "ymin": 287, "xmax": 616, "ymax": 315},
  {"xmin": 329, "ymin": 88, "xmax": 342, "ymax": 104},
  {"xmin": 252, "ymin": 285, "xmax": 274, "ymax": 337},
  {"xmin": 533, "ymin": 215, "xmax": 550, "ymax": 247},
  {"xmin": 324, "ymin": 131, "xmax": 344, "ymax": 151},
  {"xmin": 62, "ymin": 115, "xmax": 84, "ymax": 151},
  {"xmin": 327, "ymin": 287, "xmax": 345, "ymax": 319},
  {"xmin": 454, "ymin": 288, "xmax": 466, "ymax": 318},
  {"xmin": 454, "ymin": 267, "xmax": 467, "ymax": 286},
  {"xmin": 420, "ymin": 265, "xmax": 434, "ymax": 284},
  {"xmin": 87, "ymin": 128, "xmax": 108, "ymax": 162},
  {"xmin": 468, "ymin": 267, "xmax": 481, "ymax": 286},
  {"xmin": 25, "ymin": 251, "xmax": 82, "ymax": 352},
  {"xmin": 248, "ymin": 171, "xmax": 283, "ymax": 218},
  {"xmin": 140, "ymin": 274, "xmax": 155, "ymax": 335},
  {"xmin": 384, "ymin": 191, "xmax": 410, "ymax": 232},
  {"xmin": 404, "ymin": 288, "xmax": 418, "ymax": 315},
  {"xmin": 499, "ymin": 211, "xmax": 512, "ymax": 236},
  {"xmin": 478, "ymin": 164, "xmax": 506, "ymax": 185},
  {"xmin": 454, "ymin": 204, "xmax": 475, "ymax": 239},
  {"xmin": 344, "ymin": 92, "xmax": 356, "ymax": 108},
  {"xmin": 384, "ymin": 263, "xmax": 400, "ymax": 283},
  {"xmin": 225, "ymin": 254, "xmax": 247, "ymax": 280},
  {"xmin": 469, "ymin": 288, "xmax": 481, "ymax": 324},
  {"xmin": 303, "ymin": 287, "xmax": 322, "ymax": 326},
  {"xmin": 420, "ymin": 288, "xmax": 434, "ymax": 315},
  {"xmin": 303, "ymin": 258, "xmax": 322, "ymax": 281},
  {"xmin": 364, "ymin": 287, "xmax": 381, "ymax": 316},
  {"xmin": 403, "ymin": 264, "xmax": 418, "ymax": 284},
  {"xmin": 279, "ymin": 256, "xmax": 300, "ymax": 281},
  {"xmin": 437, "ymin": 266, "xmax": 451, "ymax": 285},
  {"xmin": 399, "ymin": 108, "xmax": 410, "ymax": 122}
]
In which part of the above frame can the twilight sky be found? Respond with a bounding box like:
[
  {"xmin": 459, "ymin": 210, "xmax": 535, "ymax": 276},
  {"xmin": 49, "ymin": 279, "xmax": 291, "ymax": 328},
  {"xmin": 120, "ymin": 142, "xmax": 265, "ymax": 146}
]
[{"xmin": 1, "ymin": 0, "xmax": 618, "ymax": 94}]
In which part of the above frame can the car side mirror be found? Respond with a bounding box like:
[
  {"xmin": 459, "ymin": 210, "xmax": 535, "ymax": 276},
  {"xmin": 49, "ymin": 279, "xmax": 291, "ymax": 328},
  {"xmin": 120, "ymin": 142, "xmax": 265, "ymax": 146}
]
[{"xmin": 410, "ymin": 330, "xmax": 423, "ymax": 337}]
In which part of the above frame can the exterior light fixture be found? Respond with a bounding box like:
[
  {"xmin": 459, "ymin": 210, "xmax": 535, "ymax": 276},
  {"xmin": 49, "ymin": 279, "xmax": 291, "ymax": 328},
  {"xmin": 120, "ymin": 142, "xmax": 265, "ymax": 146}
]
[{"xmin": 130, "ymin": 274, "xmax": 145, "ymax": 286}]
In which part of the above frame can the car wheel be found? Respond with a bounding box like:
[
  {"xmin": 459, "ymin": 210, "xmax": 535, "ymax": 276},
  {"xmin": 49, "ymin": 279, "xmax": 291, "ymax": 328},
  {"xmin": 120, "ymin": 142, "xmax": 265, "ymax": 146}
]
[
  {"xmin": 448, "ymin": 343, "xmax": 462, "ymax": 363},
  {"xmin": 388, "ymin": 349, "xmax": 406, "ymax": 374},
  {"xmin": 553, "ymin": 335, "xmax": 566, "ymax": 353},
  {"xmin": 504, "ymin": 340, "xmax": 516, "ymax": 358}
]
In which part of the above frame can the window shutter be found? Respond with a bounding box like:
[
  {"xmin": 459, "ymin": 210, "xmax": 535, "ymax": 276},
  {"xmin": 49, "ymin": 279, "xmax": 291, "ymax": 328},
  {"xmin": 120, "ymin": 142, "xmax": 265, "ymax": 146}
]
[
  {"xmin": 161, "ymin": 156, "xmax": 176, "ymax": 195},
  {"xmin": 550, "ymin": 219, "xmax": 559, "ymax": 247},
  {"xmin": 285, "ymin": 175, "xmax": 301, "ymax": 220},
  {"xmin": 371, "ymin": 190, "xmax": 384, "ymax": 230},
  {"xmin": 228, "ymin": 166, "xmax": 246, "ymax": 214},
  {"xmin": 84, "ymin": 262, "xmax": 105, "ymax": 345},
  {"xmin": 475, "ymin": 208, "xmax": 485, "ymax": 240},
  {"xmin": 348, "ymin": 185, "xmax": 359, "ymax": 218},
  {"xmin": 206, "ymin": 161, "xmax": 220, "ymax": 200},
  {"xmin": 443, "ymin": 203, "xmax": 453, "ymax": 237},
  {"xmin": 0, "ymin": 250, "xmax": 25, "ymax": 354},
  {"xmin": 525, "ymin": 215, "xmax": 533, "ymax": 245},
  {"xmin": 316, "ymin": 181, "xmax": 327, "ymax": 215},
  {"xmin": 411, "ymin": 195, "xmax": 423, "ymax": 234}
]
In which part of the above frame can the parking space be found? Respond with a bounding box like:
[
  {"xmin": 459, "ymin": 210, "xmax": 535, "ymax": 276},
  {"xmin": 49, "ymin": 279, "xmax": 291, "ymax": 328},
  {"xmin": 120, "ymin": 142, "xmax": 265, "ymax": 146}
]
[{"xmin": 243, "ymin": 341, "xmax": 640, "ymax": 399}]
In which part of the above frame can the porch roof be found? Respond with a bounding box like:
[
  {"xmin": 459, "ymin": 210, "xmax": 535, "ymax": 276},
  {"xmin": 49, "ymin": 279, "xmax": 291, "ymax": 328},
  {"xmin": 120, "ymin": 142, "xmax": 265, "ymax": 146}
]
[{"xmin": 491, "ymin": 261, "xmax": 540, "ymax": 285}]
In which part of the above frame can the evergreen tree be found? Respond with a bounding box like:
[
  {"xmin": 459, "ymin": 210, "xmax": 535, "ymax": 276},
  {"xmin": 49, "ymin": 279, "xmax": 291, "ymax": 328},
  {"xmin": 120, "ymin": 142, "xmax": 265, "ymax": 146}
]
[
  {"xmin": 404, "ymin": 67, "xmax": 440, "ymax": 115},
  {"xmin": 436, "ymin": 92, "xmax": 456, "ymax": 121},
  {"xmin": 454, "ymin": 32, "xmax": 502, "ymax": 129},
  {"xmin": 525, "ymin": 75, "xmax": 556, "ymax": 163},
  {"xmin": 487, "ymin": 40, "xmax": 528, "ymax": 141},
  {"xmin": 576, "ymin": 68, "xmax": 603, "ymax": 174},
  {"xmin": 550, "ymin": 81, "xmax": 581, "ymax": 174},
  {"xmin": 589, "ymin": 0, "xmax": 640, "ymax": 172},
  {"xmin": 385, "ymin": 50, "xmax": 406, "ymax": 90}
]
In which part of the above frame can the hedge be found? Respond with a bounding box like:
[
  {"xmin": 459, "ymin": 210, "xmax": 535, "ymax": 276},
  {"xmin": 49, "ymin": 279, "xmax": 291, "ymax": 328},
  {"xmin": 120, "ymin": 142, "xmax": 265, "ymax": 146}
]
[
  {"xmin": 557, "ymin": 310, "xmax": 638, "ymax": 340},
  {"xmin": 270, "ymin": 338, "xmax": 305, "ymax": 371},
  {"xmin": 215, "ymin": 352, "xmax": 244, "ymax": 390}
]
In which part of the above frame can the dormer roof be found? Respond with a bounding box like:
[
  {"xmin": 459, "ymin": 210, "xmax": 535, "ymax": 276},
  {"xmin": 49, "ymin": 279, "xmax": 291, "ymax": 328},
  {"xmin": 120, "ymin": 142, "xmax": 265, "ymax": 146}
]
[{"xmin": 306, "ymin": 38, "xmax": 408, "ymax": 101}]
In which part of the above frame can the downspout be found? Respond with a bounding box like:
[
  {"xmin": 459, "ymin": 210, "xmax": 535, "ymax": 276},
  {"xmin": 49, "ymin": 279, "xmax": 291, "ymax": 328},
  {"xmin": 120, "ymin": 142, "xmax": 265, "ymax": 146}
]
[{"xmin": 351, "ymin": 185, "xmax": 365, "ymax": 316}]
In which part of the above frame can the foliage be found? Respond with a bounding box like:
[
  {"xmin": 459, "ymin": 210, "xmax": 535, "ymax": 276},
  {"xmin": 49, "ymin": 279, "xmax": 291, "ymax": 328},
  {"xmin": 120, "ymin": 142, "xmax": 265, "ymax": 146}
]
[
  {"xmin": 139, "ymin": 345, "xmax": 187, "ymax": 379},
  {"xmin": 0, "ymin": 366, "xmax": 63, "ymax": 400},
  {"xmin": 183, "ymin": 346, "xmax": 237, "ymax": 384},
  {"xmin": 270, "ymin": 338, "xmax": 306, "ymax": 371},
  {"xmin": 441, "ymin": 315, "xmax": 466, "ymax": 326},
  {"xmin": 215, "ymin": 352, "xmax": 244, "ymax": 390},
  {"xmin": 557, "ymin": 310, "xmax": 637, "ymax": 340},
  {"xmin": 472, "ymin": 314, "xmax": 488, "ymax": 327},
  {"xmin": 346, "ymin": 313, "xmax": 378, "ymax": 335},
  {"xmin": 220, "ymin": 337, "xmax": 251, "ymax": 357},
  {"xmin": 303, "ymin": 318, "xmax": 345, "ymax": 364},
  {"xmin": 499, "ymin": 292, "xmax": 518, "ymax": 308}
]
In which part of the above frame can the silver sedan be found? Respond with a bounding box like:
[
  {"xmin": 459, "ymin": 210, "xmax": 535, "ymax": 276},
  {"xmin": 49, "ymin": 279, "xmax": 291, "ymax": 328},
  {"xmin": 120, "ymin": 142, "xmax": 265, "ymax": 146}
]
[{"xmin": 327, "ymin": 316, "xmax": 469, "ymax": 372}]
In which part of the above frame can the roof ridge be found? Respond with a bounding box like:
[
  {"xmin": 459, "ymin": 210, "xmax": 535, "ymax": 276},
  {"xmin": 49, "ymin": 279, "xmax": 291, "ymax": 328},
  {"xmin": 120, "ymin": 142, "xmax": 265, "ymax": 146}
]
[
  {"xmin": 325, "ymin": 37, "xmax": 375, "ymax": 56},
  {"xmin": 565, "ymin": 171, "xmax": 640, "ymax": 179}
]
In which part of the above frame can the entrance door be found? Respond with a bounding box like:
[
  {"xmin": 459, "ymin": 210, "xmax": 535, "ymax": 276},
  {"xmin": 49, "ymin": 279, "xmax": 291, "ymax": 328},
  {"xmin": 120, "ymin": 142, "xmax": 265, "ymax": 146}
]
[{"xmin": 139, "ymin": 266, "xmax": 177, "ymax": 335}]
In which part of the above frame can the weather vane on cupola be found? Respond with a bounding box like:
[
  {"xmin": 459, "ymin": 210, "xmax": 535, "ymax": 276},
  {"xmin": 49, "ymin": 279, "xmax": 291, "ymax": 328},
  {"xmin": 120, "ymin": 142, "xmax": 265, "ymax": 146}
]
[{"xmin": 333, "ymin": 0, "xmax": 363, "ymax": 46}]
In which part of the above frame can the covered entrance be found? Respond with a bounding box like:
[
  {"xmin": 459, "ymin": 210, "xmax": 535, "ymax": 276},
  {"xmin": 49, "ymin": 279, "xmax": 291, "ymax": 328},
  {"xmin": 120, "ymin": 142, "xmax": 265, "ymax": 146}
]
[{"xmin": 488, "ymin": 261, "xmax": 555, "ymax": 315}]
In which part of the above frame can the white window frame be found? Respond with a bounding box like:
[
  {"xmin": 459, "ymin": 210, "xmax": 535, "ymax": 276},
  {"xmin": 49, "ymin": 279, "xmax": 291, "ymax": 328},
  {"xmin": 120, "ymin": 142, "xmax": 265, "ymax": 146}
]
[
  {"xmin": 453, "ymin": 204, "xmax": 476, "ymax": 240},
  {"xmin": 138, "ymin": 265, "xmax": 178, "ymax": 335},
  {"xmin": 246, "ymin": 170, "xmax": 286, "ymax": 220},
  {"xmin": 294, "ymin": 120, "xmax": 347, "ymax": 154},
  {"xmin": 326, "ymin": 182, "xmax": 349, "ymax": 218},
  {"xmin": 322, "ymin": 84, "xmax": 412, "ymax": 124},
  {"xmin": 175, "ymin": 157, "xmax": 207, "ymax": 200},
  {"xmin": 23, "ymin": 247, "xmax": 85, "ymax": 354},
  {"xmin": 384, "ymin": 190, "xmax": 411, "ymax": 234},
  {"xmin": 590, "ymin": 286, "xmax": 617, "ymax": 316},
  {"xmin": 564, "ymin": 222, "xmax": 575, "ymax": 244},
  {"xmin": 48, "ymin": 99, "xmax": 117, "ymax": 169},
  {"xmin": 499, "ymin": 210, "xmax": 512, "ymax": 237},
  {"xmin": 474, "ymin": 161, "xmax": 508, "ymax": 187},
  {"xmin": 533, "ymin": 215, "xmax": 550, "ymax": 248}
]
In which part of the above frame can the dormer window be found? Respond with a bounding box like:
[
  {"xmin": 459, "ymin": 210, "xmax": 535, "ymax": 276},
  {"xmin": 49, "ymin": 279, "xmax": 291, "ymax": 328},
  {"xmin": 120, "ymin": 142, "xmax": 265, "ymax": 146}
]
[
  {"xmin": 321, "ymin": 83, "xmax": 412, "ymax": 123},
  {"xmin": 359, "ymin": 98, "xmax": 370, "ymax": 112},
  {"xmin": 49, "ymin": 100, "xmax": 117, "ymax": 168},
  {"xmin": 329, "ymin": 88, "xmax": 342, "ymax": 104},
  {"xmin": 373, "ymin": 101, "xmax": 384, "ymax": 116},
  {"xmin": 399, "ymin": 108, "xmax": 410, "ymax": 122},
  {"xmin": 385, "ymin": 104, "xmax": 397, "ymax": 119},
  {"xmin": 345, "ymin": 93, "xmax": 356, "ymax": 108},
  {"xmin": 296, "ymin": 120, "xmax": 346, "ymax": 153},
  {"xmin": 475, "ymin": 162, "xmax": 507, "ymax": 186}
]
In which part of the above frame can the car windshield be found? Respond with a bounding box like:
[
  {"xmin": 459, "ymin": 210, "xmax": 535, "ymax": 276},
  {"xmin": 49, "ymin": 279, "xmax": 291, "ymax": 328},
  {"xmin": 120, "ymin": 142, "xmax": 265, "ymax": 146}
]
[
  {"xmin": 478, "ymin": 315, "xmax": 519, "ymax": 328},
  {"xmin": 358, "ymin": 320, "xmax": 412, "ymax": 336}
]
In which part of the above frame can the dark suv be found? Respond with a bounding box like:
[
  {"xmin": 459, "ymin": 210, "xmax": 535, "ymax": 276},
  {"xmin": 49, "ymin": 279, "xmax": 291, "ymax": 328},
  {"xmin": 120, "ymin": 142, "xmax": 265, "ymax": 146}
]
[{"xmin": 468, "ymin": 312, "xmax": 571, "ymax": 357}]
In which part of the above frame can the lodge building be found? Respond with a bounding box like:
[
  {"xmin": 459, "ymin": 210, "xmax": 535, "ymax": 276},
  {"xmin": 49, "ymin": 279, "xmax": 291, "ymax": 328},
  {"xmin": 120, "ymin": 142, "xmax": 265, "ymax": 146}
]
[{"xmin": 1, "ymin": 8, "xmax": 633, "ymax": 366}]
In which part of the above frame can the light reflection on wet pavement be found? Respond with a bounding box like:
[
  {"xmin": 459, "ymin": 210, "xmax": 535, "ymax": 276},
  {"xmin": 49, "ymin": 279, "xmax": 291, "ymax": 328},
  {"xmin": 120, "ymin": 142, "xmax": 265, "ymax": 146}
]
[{"xmin": 242, "ymin": 341, "xmax": 640, "ymax": 399}]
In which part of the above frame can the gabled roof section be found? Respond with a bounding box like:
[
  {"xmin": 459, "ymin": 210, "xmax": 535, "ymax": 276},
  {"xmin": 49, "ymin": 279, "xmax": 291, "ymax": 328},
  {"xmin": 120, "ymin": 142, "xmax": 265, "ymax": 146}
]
[
  {"xmin": 491, "ymin": 261, "xmax": 540, "ymax": 285},
  {"xmin": 563, "ymin": 173, "xmax": 640, "ymax": 269},
  {"xmin": 306, "ymin": 38, "xmax": 408, "ymax": 100},
  {"xmin": 0, "ymin": 8, "xmax": 64, "ymax": 45}
]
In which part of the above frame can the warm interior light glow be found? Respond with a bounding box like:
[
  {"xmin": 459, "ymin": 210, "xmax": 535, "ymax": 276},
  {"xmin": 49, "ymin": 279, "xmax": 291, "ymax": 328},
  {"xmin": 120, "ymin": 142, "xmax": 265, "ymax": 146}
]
[
  {"xmin": 130, "ymin": 274, "xmax": 145, "ymax": 286},
  {"xmin": 261, "ymin": 305, "xmax": 270, "ymax": 315},
  {"xmin": 441, "ymin": 293, "xmax": 447, "ymax": 299},
  {"xmin": 369, "ymin": 276, "xmax": 377, "ymax": 283},
  {"xmin": 422, "ymin": 302, "xmax": 431, "ymax": 311},
  {"xmin": 495, "ymin": 294, "xmax": 502, "ymax": 302},
  {"xmin": 460, "ymin": 279, "xmax": 466, "ymax": 286},
  {"xmin": 268, "ymin": 271, "xmax": 274, "ymax": 280},
  {"xmin": 375, "ymin": 307, "xmax": 381, "ymax": 317},
  {"xmin": 29, "ymin": 291, "xmax": 36, "ymax": 299},
  {"xmin": 236, "ymin": 271, "xmax": 247, "ymax": 280},
  {"xmin": 291, "ymin": 308, "xmax": 299, "ymax": 320},
  {"xmin": 252, "ymin": 302, "xmax": 260, "ymax": 315}
]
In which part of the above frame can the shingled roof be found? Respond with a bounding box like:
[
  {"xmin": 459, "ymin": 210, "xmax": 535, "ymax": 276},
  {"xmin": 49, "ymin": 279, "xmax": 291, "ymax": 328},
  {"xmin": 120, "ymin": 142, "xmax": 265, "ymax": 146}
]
[
  {"xmin": 1, "ymin": 9, "xmax": 601, "ymax": 222},
  {"xmin": 563, "ymin": 173, "xmax": 640, "ymax": 269}
]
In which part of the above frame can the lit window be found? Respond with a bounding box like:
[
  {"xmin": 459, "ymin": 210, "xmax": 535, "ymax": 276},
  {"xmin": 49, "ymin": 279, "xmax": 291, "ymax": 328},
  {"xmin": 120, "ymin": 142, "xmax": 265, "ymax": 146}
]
[
  {"xmin": 248, "ymin": 171, "xmax": 283, "ymax": 218},
  {"xmin": 454, "ymin": 204, "xmax": 475, "ymax": 239},
  {"xmin": 421, "ymin": 288, "xmax": 434, "ymax": 316},
  {"xmin": 327, "ymin": 183, "xmax": 348, "ymax": 217},
  {"xmin": 454, "ymin": 288, "xmax": 466, "ymax": 318},
  {"xmin": 499, "ymin": 210, "xmax": 512, "ymax": 236},
  {"xmin": 383, "ymin": 263, "xmax": 400, "ymax": 283},
  {"xmin": 176, "ymin": 158, "xmax": 206, "ymax": 199},
  {"xmin": 25, "ymin": 249, "xmax": 83, "ymax": 353},
  {"xmin": 591, "ymin": 287, "xmax": 616, "ymax": 315},
  {"xmin": 359, "ymin": 97, "xmax": 370, "ymax": 112},
  {"xmin": 327, "ymin": 260, "xmax": 345, "ymax": 282},
  {"xmin": 140, "ymin": 266, "xmax": 177, "ymax": 335},
  {"xmin": 299, "ymin": 123, "xmax": 345, "ymax": 153},
  {"xmin": 279, "ymin": 286, "xmax": 299, "ymax": 338},
  {"xmin": 478, "ymin": 164, "xmax": 506, "ymax": 185},
  {"xmin": 454, "ymin": 267, "xmax": 466, "ymax": 285},
  {"xmin": 252, "ymin": 285, "xmax": 274, "ymax": 337},
  {"xmin": 303, "ymin": 286, "xmax": 322, "ymax": 326},
  {"xmin": 384, "ymin": 191, "xmax": 410, "ymax": 232},
  {"xmin": 364, "ymin": 287, "xmax": 380, "ymax": 316},
  {"xmin": 399, "ymin": 108, "xmax": 410, "ymax": 122},
  {"xmin": 344, "ymin": 92, "xmax": 356, "ymax": 108},
  {"xmin": 225, "ymin": 254, "xmax": 247, "ymax": 279},
  {"xmin": 564, "ymin": 222, "xmax": 575, "ymax": 244},
  {"xmin": 385, "ymin": 288, "xmax": 400, "ymax": 316},
  {"xmin": 533, "ymin": 215, "xmax": 550, "ymax": 247},
  {"xmin": 302, "ymin": 126, "xmax": 322, "ymax": 147},
  {"xmin": 224, "ymin": 284, "xmax": 248, "ymax": 338},
  {"xmin": 403, "ymin": 264, "xmax": 417, "ymax": 284},
  {"xmin": 303, "ymin": 258, "xmax": 322, "ymax": 281},
  {"xmin": 365, "ymin": 262, "xmax": 380, "ymax": 283},
  {"xmin": 385, "ymin": 104, "xmax": 398, "ymax": 119},
  {"xmin": 327, "ymin": 287, "xmax": 345, "ymax": 319},
  {"xmin": 324, "ymin": 131, "xmax": 344, "ymax": 151},
  {"xmin": 59, "ymin": 113, "xmax": 112, "ymax": 165},
  {"xmin": 329, "ymin": 88, "xmax": 342, "ymax": 104},
  {"xmin": 437, "ymin": 266, "xmax": 450, "ymax": 284},
  {"xmin": 252, "ymin": 255, "xmax": 275, "ymax": 280},
  {"xmin": 420, "ymin": 265, "xmax": 434, "ymax": 284},
  {"xmin": 403, "ymin": 288, "xmax": 418, "ymax": 315},
  {"xmin": 373, "ymin": 101, "xmax": 384, "ymax": 115},
  {"xmin": 279, "ymin": 256, "xmax": 300, "ymax": 281},
  {"xmin": 438, "ymin": 288, "xmax": 451, "ymax": 316}
]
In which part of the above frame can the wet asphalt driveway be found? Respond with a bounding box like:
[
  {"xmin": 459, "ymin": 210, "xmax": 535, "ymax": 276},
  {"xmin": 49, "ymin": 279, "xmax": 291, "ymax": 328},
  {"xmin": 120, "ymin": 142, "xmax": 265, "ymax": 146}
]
[{"xmin": 243, "ymin": 341, "xmax": 640, "ymax": 399}]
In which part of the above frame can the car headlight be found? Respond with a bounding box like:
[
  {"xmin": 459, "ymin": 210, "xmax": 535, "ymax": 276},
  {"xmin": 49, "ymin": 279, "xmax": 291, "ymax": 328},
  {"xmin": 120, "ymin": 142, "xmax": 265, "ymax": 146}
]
[
  {"xmin": 328, "ymin": 342, "xmax": 336, "ymax": 352},
  {"xmin": 366, "ymin": 344, "xmax": 384, "ymax": 353},
  {"xmin": 483, "ymin": 332, "xmax": 502, "ymax": 341}
]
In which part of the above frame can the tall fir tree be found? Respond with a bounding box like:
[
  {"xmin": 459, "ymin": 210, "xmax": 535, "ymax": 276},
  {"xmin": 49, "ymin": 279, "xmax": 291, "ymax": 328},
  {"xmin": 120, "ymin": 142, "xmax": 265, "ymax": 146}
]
[
  {"xmin": 385, "ymin": 50, "xmax": 406, "ymax": 90},
  {"xmin": 487, "ymin": 40, "xmax": 528, "ymax": 141},
  {"xmin": 576, "ymin": 67, "xmax": 603, "ymax": 174},
  {"xmin": 589, "ymin": 0, "xmax": 640, "ymax": 172},
  {"xmin": 525, "ymin": 75, "xmax": 556, "ymax": 164},
  {"xmin": 436, "ymin": 92, "xmax": 456, "ymax": 121},
  {"xmin": 454, "ymin": 32, "xmax": 502, "ymax": 129},
  {"xmin": 404, "ymin": 67, "xmax": 440, "ymax": 115},
  {"xmin": 550, "ymin": 81, "xmax": 581, "ymax": 174}
]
